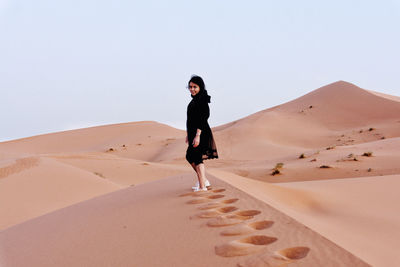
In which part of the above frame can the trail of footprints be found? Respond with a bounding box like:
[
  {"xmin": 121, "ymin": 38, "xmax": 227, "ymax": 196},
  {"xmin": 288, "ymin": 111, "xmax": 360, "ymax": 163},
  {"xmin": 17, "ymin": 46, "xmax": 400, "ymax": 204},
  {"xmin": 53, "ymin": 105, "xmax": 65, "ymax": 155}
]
[{"xmin": 179, "ymin": 188, "xmax": 310, "ymax": 266}]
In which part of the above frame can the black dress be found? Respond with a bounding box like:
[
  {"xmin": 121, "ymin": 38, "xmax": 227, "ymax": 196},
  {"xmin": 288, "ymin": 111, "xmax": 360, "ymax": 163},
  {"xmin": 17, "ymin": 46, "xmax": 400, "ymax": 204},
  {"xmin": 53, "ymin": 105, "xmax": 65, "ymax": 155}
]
[{"xmin": 186, "ymin": 91, "xmax": 218, "ymax": 165}]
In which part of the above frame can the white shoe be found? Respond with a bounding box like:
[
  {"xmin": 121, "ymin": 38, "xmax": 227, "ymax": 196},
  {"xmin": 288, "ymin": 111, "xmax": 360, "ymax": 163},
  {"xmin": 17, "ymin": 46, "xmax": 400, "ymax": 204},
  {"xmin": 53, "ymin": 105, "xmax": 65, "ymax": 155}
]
[
  {"xmin": 193, "ymin": 187, "xmax": 208, "ymax": 192},
  {"xmin": 192, "ymin": 180, "xmax": 211, "ymax": 190}
]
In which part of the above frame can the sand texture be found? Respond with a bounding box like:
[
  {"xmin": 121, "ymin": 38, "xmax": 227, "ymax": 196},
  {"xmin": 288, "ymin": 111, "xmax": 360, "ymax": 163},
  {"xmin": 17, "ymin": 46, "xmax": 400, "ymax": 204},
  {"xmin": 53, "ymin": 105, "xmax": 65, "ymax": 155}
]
[{"xmin": 1, "ymin": 81, "xmax": 399, "ymax": 266}]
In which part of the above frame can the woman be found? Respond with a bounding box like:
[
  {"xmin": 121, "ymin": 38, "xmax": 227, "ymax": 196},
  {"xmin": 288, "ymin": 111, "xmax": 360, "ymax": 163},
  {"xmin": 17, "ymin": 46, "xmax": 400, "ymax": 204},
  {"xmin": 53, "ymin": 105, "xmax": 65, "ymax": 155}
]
[{"xmin": 185, "ymin": 75, "xmax": 218, "ymax": 191}]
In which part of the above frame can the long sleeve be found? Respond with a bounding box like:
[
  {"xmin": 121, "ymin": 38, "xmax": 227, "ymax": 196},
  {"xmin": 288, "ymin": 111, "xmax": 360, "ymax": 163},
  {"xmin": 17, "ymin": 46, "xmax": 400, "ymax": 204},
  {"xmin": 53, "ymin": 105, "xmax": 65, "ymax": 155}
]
[{"xmin": 196, "ymin": 101, "xmax": 209, "ymax": 131}]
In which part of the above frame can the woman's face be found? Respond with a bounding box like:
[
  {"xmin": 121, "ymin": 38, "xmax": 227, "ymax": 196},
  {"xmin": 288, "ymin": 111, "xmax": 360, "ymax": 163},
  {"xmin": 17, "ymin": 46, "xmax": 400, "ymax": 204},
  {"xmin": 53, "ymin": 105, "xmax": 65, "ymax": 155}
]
[{"xmin": 188, "ymin": 82, "xmax": 200, "ymax": 96}]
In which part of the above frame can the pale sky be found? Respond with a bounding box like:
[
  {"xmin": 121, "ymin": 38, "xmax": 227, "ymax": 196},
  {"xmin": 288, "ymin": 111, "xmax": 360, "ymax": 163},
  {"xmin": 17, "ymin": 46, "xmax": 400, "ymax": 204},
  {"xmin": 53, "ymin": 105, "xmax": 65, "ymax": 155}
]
[{"xmin": 1, "ymin": 0, "xmax": 399, "ymax": 142}]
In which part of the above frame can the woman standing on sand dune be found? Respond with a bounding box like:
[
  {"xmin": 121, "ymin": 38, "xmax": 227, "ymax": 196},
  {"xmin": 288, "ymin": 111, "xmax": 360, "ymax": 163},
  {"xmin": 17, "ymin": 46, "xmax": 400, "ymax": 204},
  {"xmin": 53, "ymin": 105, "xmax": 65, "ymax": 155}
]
[{"xmin": 185, "ymin": 75, "xmax": 218, "ymax": 191}]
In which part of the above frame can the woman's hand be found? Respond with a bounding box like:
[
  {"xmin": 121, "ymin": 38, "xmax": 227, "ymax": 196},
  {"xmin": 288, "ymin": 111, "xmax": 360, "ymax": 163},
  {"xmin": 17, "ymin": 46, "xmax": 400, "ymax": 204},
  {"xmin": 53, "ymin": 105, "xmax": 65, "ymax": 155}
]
[{"xmin": 192, "ymin": 135, "xmax": 200, "ymax": 147}]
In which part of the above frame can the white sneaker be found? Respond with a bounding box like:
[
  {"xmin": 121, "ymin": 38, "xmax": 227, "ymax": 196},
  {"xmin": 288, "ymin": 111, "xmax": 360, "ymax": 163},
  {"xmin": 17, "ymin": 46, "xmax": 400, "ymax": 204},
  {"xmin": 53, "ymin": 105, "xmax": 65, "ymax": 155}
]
[
  {"xmin": 193, "ymin": 187, "xmax": 208, "ymax": 192},
  {"xmin": 192, "ymin": 180, "xmax": 211, "ymax": 190}
]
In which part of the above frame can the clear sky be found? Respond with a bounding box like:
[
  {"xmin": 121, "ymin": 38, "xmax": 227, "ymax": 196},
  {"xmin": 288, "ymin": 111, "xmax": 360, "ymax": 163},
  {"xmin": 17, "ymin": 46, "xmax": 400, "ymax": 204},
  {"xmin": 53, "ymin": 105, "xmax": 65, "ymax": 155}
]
[{"xmin": 1, "ymin": 0, "xmax": 399, "ymax": 142}]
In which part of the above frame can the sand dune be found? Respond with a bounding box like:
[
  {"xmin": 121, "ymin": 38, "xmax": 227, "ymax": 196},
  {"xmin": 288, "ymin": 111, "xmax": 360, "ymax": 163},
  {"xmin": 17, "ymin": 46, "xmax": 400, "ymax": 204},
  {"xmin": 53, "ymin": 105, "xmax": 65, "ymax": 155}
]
[
  {"xmin": 367, "ymin": 89, "xmax": 400, "ymax": 102},
  {"xmin": 208, "ymin": 169, "xmax": 400, "ymax": 267},
  {"xmin": 0, "ymin": 156, "xmax": 122, "ymax": 230},
  {"xmin": 1, "ymin": 80, "xmax": 399, "ymax": 266},
  {"xmin": 203, "ymin": 81, "xmax": 400, "ymax": 182},
  {"xmin": 214, "ymin": 136, "xmax": 400, "ymax": 183},
  {"xmin": 0, "ymin": 152, "xmax": 190, "ymax": 231},
  {"xmin": 274, "ymin": 81, "xmax": 400, "ymax": 126},
  {"xmin": 200, "ymin": 81, "xmax": 400, "ymax": 162},
  {"xmin": 0, "ymin": 121, "xmax": 184, "ymax": 160},
  {"xmin": 0, "ymin": 174, "xmax": 368, "ymax": 267},
  {"xmin": 48, "ymin": 152, "xmax": 188, "ymax": 186}
]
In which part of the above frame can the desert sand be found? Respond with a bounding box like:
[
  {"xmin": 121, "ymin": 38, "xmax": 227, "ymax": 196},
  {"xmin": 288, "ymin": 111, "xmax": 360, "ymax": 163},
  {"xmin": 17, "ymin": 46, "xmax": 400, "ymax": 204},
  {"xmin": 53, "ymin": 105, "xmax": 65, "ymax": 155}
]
[{"xmin": 1, "ymin": 81, "xmax": 399, "ymax": 266}]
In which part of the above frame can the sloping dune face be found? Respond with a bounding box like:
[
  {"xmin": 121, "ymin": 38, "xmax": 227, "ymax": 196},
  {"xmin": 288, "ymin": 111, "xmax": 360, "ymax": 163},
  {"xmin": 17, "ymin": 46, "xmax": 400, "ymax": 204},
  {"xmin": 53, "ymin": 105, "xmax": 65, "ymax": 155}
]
[
  {"xmin": 211, "ymin": 81, "xmax": 400, "ymax": 158},
  {"xmin": 199, "ymin": 81, "xmax": 400, "ymax": 183},
  {"xmin": 0, "ymin": 121, "xmax": 189, "ymax": 230},
  {"xmin": 274, "ymin": 81, "xmax": 400, "ymax": 127},
  {"xmin": 0, "ymin": 121, "xmax": 186, "ymax": 161}
]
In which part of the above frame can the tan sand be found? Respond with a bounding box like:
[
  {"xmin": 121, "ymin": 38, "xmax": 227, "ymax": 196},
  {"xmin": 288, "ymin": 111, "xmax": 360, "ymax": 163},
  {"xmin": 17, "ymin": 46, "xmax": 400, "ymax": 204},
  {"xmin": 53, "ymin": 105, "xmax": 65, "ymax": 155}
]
[
  {"xmin": 1, "ymin": 80, "xmax": 399, "ymax": 266},
  {"xmin": 0, "ymin": 121, "xmax": 185, "ymax": 161},
  {"xmin": 0, "ymin": 156, "xmax": 122, "ymax": 230},
  {"xmin": 0, "ymin": 173, "xmax": 368, "ymax": 267},
  {"xmin": 0, "ymin": 153, "xmax": 189, "ymax": 231},
  {"xmin": 209, "ymin": 169, "xmax": 400, "ymax": 267}
]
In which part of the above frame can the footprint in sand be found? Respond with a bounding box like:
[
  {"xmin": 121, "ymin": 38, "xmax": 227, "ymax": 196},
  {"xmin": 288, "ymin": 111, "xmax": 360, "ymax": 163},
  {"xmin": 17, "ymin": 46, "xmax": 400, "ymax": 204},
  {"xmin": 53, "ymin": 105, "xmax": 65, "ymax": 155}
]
[
  {"xmin": 179, "ymin": 188, "xmax": 226, "ymax": 198},
  {"xmin": 207, "ymin": 210, "xmax": 262, "ymax": 227},
  {"xmin": 212, "ymin": 189, "xmax": 226, "ymax": 193},
  {"xmin": 0, "ymin": 157, "xmax": 40, "ymax": 179},
  {"xmin": 198, "ymin": 202, "xmax": 223, "ymax": 210},
  {"xmin": 197, "ymin": 198, "xmax": 239, "ymax": 210},
  {"xmin": 186, "ymin": 198, "xmax": 212, "ymax": 204},
  {"xmin": 206, "ymin": 194, "xmax": 226, "ymax": 199},
  {"xmin": 275, "ymin": 247, "xmax": 310, "ymax": 262},
  {"xmin": 222, "ymin": 198, "xmax": 239, "ymax": 204},
  {"xmin": 237, "ymin": 246, "xmax": 310, "ymax": 267},
  {"xmin": 185, "ymin": 194, "xmax": 226, "ymax": 204},
  {"xmin": 180, "ymin": 188, "xmax": 309, "ymax": 265},
  {"xmin": 194, "ymin": 206, "xmax": 239, "ymax": 218},
  {"xmin": 235, "ymin": 210, "xmax": 262, "ymax": 217},
  {"xmin": 197, "ymin": 209, "xmax": 261, "ymax": 220},
  {"xmin": 220, "ymin": 220, "xmax": 274, "ymax": 236},
  {"xmin": 215, "ymin": 235, "xmax": 278, "ymax": 257},
  {"xmin": 179, "ymin": 191, "xmax": 209, "ymax": 197}
]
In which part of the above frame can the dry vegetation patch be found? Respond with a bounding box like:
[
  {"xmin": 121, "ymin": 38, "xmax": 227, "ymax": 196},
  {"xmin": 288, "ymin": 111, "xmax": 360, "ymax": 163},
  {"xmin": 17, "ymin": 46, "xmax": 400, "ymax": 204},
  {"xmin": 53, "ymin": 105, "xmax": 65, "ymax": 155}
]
[
  {"xmin": 271, "ymin": 163, "xmax": 284, "ymax": 176},
  {"xmin": 319, "ymin": 165, "xmax": 332, "ymax": 169},
  {"xmin": 362, "ymin": 152, "xmax": 373, "ymax": 157}
]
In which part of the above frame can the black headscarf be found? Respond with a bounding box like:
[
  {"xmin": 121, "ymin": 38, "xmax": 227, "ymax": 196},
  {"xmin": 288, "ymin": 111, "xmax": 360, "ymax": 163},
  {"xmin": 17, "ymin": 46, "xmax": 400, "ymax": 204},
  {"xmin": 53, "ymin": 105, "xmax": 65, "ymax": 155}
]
[
  {"xmin": 192, "ymin": 88, "xmax": 211, "ymax": 103},
  {"xmin": 189, "ymin": 75, "xmax": 211, "ymax": 103}
]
